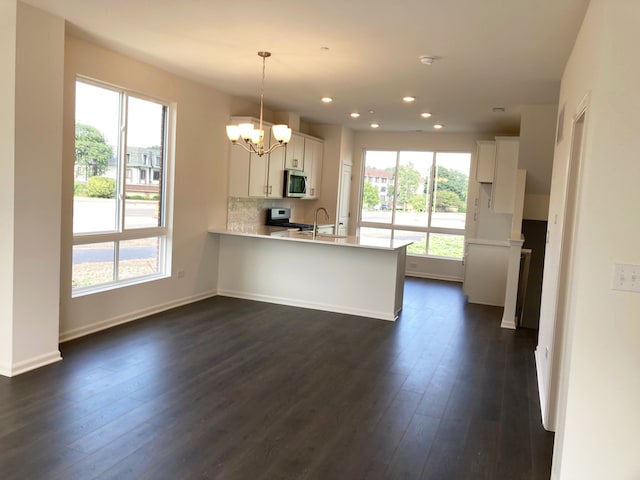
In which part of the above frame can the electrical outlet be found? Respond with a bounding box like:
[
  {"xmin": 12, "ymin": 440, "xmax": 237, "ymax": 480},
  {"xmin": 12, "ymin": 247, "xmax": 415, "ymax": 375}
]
[
  {"xmin": 613, "ymin": 264, "xmax": 640, "ymax": 292},
  {"xmin": 177, "ymin": 269, "xmax": 185, "ymax": 278}
]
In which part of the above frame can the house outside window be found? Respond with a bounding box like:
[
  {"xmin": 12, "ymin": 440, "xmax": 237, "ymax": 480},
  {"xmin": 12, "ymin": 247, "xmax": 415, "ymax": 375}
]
[
  {"xmin": 72, "ymin": 78, "xmax": 172, "ymax": 294},
  {"xmin": 360, "ymin": 150, "xmax": 471, "ymax": 259}
]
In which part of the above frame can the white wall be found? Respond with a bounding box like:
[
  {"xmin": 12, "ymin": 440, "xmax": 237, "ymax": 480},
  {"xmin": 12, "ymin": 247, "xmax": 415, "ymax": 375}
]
[
  {"xmin": 0, "ymin": 2, "xmax": 65, "ymax": 376},
  {"xmin": 536, "ymin": 0, "xmax": 604, "ymax": 434},
  {"xmin": 59, "ymin": 35, "xmax": 229, "ymax": 340},
  {"xmin": 0, "ymin": 0, "xmax": 18, "ymax": 374},
  {"xmin": 299, "ymin": 123, "xmax": 352, "ymax": 224},
  {"xmin": 12, "ymin": 2, "xmax": 65, "ymax": 369},
  {"xmin": 518, "ymin": 104, "xmax": 558, "ymax": 220},
  {"xmin": 539, "ymin": 1, "xmax": 640, "ymax": 478},
  {"xmin": 352, "ymin": 131, "xmax": 494, "ymax": 281}
]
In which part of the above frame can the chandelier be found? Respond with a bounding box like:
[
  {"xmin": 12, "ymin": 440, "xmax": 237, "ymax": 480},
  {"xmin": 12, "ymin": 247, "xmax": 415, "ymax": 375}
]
[{"xmin": 226, "ymin": 51, "xmax": 292, "ymax": 156}]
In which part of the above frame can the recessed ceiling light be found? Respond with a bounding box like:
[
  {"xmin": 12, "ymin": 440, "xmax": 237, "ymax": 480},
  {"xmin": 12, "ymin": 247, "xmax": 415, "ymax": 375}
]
[
  {"xmin": 368, "ymin": 110, "xmax": 375, "ymax": 114},
  {"xmin": 419, "ymin": 55, "xmax": 435, "ymax": 65},
  {"xmin": 370, "ymin": 123, "xmax": 380, "ymax": 129},
  {"xmin": 433, "ymin": 123, "xmax": 444, "ymax": 130},
  {"xmin": 403, "ymin": 96, "xmax": 416, "ymax": 103},
  {"xmin": 420, "ymin": 112, "xmax": 432, "ymax": 118},
  {"xmin": 321, "ymin": 97, "xmax": 333, "ymax": 103},
  {"xmin": 350, "ymin": 112, "xmax": 360, "ymax": 118}
]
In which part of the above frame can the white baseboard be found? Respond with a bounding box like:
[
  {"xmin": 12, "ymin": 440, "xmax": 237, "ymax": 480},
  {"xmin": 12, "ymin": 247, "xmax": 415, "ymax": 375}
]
[
  {"xmin": 0, "ymin": 350, "xmax": 63, "ymax": 377},
  {"xmin": 405, "ymin": 272, "xmax": 463, "ymax": 283},
  {"xmin": 217, "ymin": 289, "xmax": 396, "ymax": 322},
  {"xmin": 501, "ymin": 314, "xmax": 517, "ymax": 329},
  {"xmin": 535, "ymin": 347, "xmax": 554, "ymax": 431},
  {"xmin": 59, "ymin": 290, "xmax": 218, "ymax": 342}
]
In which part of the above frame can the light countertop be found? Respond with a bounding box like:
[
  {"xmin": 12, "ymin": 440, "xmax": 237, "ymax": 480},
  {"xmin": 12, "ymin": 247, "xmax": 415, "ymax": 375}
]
[{"xmin": 208, "ymin": 226, "xmax": 412, "ymax": 251}]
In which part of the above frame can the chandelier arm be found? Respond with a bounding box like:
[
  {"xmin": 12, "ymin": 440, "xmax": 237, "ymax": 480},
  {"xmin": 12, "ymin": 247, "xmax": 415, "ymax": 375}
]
[
  {"xmin": 234, "ymin": 142, "xmax": 253, "ymax": 155},
  {"xmin": 265, "ymin": 142, "xmax": 286, "ymax": 155}
]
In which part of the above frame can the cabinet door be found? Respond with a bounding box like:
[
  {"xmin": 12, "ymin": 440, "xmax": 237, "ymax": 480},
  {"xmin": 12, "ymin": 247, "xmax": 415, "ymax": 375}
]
[
  {"xmin": 303, "ymin": 138, "xmax": 323, "ymax": 199},
  {"xmin": 267, "ymin": 134, "xmax": 285, "ymax": 198},
  {"xmin": 284, "ymin": 133, "xmax": 305, "ymax": 170},
  {"xmin": 491, "ymin": 138, "xmax": 519, "ymax": 213},
  {"xmin": 463, "ymin": 242, "xmax": 509, "ymax": 306},
  {"xmin": 228, "ymin": 146, "xmax": 250, "ymax": 197},
  {"xmin": 248, "ymin": 153, "xmax": 268, "ymax": 197},
  {"xmin": 476, "ymin": 141, "xmax": 495, "ymax": 183}
]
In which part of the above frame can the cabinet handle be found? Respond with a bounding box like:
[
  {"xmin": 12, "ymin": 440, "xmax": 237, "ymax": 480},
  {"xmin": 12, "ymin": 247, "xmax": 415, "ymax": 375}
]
[
  {"xmin": 269, "ymin": 185, "xmax": 273, "ymax": 195},
  {"xmin": 293, "ymin": 159, "xmax": 298, "ymax": 168}
]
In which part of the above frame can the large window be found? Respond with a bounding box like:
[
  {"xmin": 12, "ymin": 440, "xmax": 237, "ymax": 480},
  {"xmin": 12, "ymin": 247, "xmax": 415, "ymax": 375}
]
[
  {"xmin": 72, "ymin": 79, "xmax": 171, "ymax": 294},
  {"xmin": 360, "ymin": 150, "xmax": 471, "ymax": 259}
]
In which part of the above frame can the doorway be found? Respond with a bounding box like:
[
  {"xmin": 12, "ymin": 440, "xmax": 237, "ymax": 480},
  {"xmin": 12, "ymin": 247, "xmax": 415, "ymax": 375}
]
[{"xmin": 546, "ymin": 103, "xmax": 587, "ymax": 433}]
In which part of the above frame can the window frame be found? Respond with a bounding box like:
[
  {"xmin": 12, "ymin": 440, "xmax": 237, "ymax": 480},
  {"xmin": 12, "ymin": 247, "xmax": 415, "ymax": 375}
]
[
  {"xmin": 359, "ymin": 148, "xmax": 471, "ymax": 260},
  {"xmin": 72, "ymin": 76, "xmax": 174, "ymax": 296}
]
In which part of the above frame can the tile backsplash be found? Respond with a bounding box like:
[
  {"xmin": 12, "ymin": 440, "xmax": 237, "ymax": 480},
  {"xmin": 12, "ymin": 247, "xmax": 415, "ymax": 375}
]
[{"xmin": 227, "ymin": 197, "xmax": 307, "ymax": 231}]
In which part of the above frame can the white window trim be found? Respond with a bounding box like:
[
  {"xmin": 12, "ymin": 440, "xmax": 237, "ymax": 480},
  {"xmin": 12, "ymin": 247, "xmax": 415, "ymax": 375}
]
[
  {"xmin": 358, "ymin": 148, "xmax": 470, "ymax": 259},
  {"xmin": 72, "ymin": 76, "xmax": 175, "ymax": 296}
]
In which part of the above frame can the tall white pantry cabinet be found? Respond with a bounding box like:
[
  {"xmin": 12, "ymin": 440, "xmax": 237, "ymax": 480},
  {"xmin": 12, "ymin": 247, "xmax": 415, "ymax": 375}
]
[{"xmin": 464, "ymin": 137, "xmax": 526, "ymax": 329}]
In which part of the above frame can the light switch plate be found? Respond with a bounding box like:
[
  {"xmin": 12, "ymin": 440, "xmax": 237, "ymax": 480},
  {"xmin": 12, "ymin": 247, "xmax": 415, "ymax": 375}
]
[{"xmin": 613, "ymin": 263, "xmax": 640, "ymax": 292}]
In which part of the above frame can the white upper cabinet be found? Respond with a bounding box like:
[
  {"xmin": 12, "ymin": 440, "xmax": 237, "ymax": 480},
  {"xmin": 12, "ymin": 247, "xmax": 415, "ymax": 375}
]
[
  {"xmin": 227, "ymin": 116, "xmax": 321, "ymax": 199},
  {"xmin": 476, "ymin": 141, "xmax": 496, "ymax": 183},
  {"xmin": 490, "ymin": 137, "xmax": 520, "ymax": 214},
  {"xmin": 303, "ymin": 138, "xmax": 323, "ymax": 199},
  {"xmin": 248, "ymin": 129, "xmax": 284, "ymax": 198},
  {"xmin": 227, "ymin": 117, "xmax": 284, "ymax": 198},
  {"xmin": 284, "ymin": 133, "xmax": 305, "ymax": 170},
  {"xmin": 267, "ymin": 131, "xmax": 285, "ymax": 198}
]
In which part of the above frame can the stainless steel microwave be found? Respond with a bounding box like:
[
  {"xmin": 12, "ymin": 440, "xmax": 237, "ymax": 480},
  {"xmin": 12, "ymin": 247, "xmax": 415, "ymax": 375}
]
[{"xmin": 283, "ymin": 169, "xmax": 307, "ymax": 198}]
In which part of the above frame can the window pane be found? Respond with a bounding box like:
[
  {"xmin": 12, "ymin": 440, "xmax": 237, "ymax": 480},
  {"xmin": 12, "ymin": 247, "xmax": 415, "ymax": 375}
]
[
  {"xmin": 395, "ymin": 151, "xmax": 432, "ymax": 227},
  {"xmin": 124, "ymin": 97, "xmax": 165, "ymax": 229},
  {"xmin": 74, "ymin": 82, "xmax": 120, "ymax": 234},
  {"xmin": 427, "ymin": 233, "xmax": 465, "ymax": 259},
  {"xmin": 394, "ymin": 230, "xmax": 427, "ymax": 255},
  {"xmin": 361, "ymin": 151, "xmax": 396, "ymax": 224},
  {"xmin": 72, "ymin": 242, "xmax": 115, "ymax": 288},
  {"xmin": 118, "ymin": 237, "xmax": 162, "ymax": 280},
  {"xmin": 430, "ymin": 152, "xmax": 470, "ymax": 230}
]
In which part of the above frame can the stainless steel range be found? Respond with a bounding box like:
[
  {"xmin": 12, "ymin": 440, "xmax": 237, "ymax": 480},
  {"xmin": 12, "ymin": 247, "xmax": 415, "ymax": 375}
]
[{"xmin": 266, "ymin": 208, "xmax": 314, "ymax": 230}]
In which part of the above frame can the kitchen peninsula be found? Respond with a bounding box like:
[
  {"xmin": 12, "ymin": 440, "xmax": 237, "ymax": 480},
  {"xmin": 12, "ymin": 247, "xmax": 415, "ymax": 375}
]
[{"xmin": 209, "ymin": 228, "xmax": 411, "ymax": 321}]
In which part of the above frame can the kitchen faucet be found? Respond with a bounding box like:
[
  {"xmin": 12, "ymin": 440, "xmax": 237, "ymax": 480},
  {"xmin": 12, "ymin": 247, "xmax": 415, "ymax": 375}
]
[{"xmin": 313, "ymin": 207, "xmax": 330, "ymax": 235}]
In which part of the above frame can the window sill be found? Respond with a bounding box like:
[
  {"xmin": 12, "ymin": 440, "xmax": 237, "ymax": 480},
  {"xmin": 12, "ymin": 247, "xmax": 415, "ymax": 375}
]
[{"xmin": 71, "ymin": 272, "xmax": 169, "ymax": 298}]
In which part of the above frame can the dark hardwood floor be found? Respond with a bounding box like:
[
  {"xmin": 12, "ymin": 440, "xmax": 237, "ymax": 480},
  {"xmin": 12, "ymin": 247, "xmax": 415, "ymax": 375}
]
[{"xmin": 0, "ymin": 278, "xmax": 553, "ymax": 479}]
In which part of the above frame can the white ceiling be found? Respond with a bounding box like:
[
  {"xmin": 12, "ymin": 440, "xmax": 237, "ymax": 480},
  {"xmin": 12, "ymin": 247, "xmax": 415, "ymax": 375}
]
[{"xmin": 24, "ymin": 0, "xmax": 589, "ymax": 134}]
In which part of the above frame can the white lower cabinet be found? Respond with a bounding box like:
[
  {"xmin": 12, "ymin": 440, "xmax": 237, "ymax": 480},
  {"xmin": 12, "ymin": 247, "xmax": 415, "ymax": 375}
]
[
  {"xmin": 303, "ymin": 138, "xmax": 323, "ymax": 199},
  {"xmin": 463, "ymin": 240, "xmax": 510, "ymax": 306}
]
